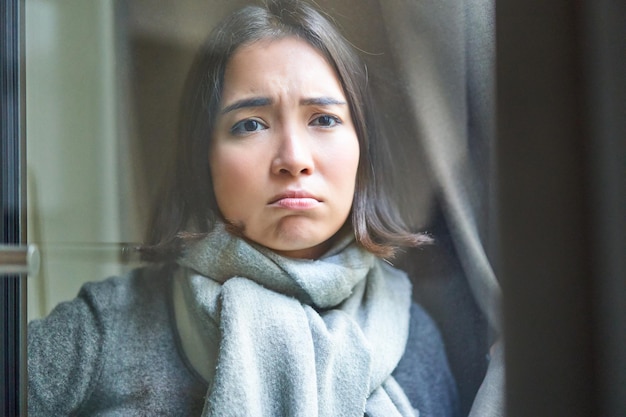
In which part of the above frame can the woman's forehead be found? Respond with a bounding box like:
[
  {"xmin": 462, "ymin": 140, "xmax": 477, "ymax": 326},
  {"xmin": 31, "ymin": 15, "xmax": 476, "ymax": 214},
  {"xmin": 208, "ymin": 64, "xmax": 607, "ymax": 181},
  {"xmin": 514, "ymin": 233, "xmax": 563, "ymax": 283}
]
[{"xmin": 221, "ymin": 37, "xmax": 345, "ymax": 104}]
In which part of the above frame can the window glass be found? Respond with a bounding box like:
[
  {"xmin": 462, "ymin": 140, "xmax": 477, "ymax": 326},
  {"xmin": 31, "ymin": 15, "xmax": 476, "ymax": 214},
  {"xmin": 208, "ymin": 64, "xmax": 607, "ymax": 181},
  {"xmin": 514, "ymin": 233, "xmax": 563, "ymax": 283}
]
[{"xmin": 25, "ymin": 1, "xmax": 498, "ymax": 416}]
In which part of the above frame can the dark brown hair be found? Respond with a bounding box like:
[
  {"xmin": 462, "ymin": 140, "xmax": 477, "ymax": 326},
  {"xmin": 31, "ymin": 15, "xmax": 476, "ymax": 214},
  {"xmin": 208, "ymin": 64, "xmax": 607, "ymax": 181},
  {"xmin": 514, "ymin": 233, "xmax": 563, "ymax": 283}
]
[{"xmin": 143, "ymin": 0, "xmax": 429, "ymax": 261}]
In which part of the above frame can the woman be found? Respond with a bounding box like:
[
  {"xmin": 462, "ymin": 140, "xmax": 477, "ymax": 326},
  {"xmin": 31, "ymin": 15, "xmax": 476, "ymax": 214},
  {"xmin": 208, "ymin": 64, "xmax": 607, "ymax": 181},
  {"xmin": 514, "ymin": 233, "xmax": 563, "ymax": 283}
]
[{"xmin": 28, "ymin": 1, "xmax": 459, "ymax": 416}]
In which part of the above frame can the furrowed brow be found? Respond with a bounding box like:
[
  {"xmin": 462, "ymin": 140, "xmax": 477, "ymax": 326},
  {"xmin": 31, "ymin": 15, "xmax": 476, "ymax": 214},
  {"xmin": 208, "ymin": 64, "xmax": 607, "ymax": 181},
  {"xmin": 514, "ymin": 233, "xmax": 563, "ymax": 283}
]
[{"xmin": 221, "ymin": 97, "xmax": 272, "ymax": 114}]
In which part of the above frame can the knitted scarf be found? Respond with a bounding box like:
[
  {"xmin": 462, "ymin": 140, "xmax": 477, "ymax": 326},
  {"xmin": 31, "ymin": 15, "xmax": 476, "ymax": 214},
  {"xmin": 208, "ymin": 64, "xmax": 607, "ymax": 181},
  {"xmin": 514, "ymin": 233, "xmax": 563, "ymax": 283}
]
[{"xmin": 176, "ymin": 223, "xmax": 417, "ymax": 417}]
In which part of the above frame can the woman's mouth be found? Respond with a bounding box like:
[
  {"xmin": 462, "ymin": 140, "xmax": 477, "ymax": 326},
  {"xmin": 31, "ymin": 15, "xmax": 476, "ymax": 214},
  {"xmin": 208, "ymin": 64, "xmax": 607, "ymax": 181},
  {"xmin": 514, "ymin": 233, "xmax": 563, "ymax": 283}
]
[{"xmin": 268, "ymin": 191, "xmax": 322, "ymax": 210}]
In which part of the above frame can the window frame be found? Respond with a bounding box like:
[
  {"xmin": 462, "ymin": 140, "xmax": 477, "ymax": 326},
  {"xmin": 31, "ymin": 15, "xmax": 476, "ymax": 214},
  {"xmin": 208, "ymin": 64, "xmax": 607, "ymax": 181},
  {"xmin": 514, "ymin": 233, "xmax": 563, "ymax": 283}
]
[{"xmin": 1, "ymin": 0, "xmax": 27, "ymax": 415}]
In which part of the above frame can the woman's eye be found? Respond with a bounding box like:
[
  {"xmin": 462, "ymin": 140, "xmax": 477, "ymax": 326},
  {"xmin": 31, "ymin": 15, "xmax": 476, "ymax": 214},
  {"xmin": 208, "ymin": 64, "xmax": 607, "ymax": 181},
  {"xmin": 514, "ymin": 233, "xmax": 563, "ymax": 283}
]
[
  {"xmin": 310, "ymin": 115, "xmax": 340, "ymax": 128},
  {"xmin": 230, "ymin": 119, "xmax": 267, "ymax": 135}
]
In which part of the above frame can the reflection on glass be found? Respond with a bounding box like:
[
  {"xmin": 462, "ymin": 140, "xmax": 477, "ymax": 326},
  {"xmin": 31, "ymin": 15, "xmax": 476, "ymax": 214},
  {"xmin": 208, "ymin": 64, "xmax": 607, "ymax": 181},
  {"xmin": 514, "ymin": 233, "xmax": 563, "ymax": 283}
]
[
  {"xmin": 26, "ymin": 0, "xmax": 134, "ymax": 319},
  {"xmin": 26, "ymin": 1, "xmax": 498, "ymax": 416}
]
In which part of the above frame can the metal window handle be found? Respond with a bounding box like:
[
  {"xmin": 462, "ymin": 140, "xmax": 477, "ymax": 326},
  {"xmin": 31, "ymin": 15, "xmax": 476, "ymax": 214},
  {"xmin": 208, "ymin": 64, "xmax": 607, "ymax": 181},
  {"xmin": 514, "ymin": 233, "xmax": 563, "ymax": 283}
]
[{"xmin": 0, "ymin": 245, "xmax": 40, "ymax": 275}]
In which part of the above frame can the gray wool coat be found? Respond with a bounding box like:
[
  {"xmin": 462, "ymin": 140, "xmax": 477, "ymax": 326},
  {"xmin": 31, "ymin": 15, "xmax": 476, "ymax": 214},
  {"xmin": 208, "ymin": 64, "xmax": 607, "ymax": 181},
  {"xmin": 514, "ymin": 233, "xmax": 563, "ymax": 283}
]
[{"xmin": 28, "ymin": 265, "xmax": 459, "ymax": 416}]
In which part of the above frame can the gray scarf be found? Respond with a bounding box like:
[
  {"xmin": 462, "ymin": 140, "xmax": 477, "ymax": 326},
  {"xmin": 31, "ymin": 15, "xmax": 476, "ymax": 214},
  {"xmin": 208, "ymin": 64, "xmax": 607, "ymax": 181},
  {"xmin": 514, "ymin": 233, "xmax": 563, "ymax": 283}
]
[{"xmin": 177, "ymin": 223, "xmax": 417, "ymax": 417}]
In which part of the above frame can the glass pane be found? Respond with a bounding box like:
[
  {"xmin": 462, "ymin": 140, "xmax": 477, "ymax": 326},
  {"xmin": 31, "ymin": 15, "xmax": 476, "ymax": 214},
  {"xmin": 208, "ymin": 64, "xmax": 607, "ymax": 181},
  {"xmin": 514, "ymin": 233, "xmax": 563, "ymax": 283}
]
[
  {"xmin": 25, "ymin": 1, "xmax": 498, "ymax": 416},
  {"xmin": 26, "ymin": 0, "xmax": 142, "ymax": 319}
]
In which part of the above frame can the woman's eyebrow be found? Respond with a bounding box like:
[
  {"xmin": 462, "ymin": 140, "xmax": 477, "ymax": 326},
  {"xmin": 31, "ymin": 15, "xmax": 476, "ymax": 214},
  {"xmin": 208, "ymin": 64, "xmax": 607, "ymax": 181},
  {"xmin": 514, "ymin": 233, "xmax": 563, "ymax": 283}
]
[
  {"xmin": 300, "ymin": 97, "xmax": 347, "ymax": 106},
  {"xmin": 221, "ymin": 96, "xmax": 346, "ymax": 114},
  {"xmin": 221, "ymin": 97, "xmax": 272, "ymax": 114}
]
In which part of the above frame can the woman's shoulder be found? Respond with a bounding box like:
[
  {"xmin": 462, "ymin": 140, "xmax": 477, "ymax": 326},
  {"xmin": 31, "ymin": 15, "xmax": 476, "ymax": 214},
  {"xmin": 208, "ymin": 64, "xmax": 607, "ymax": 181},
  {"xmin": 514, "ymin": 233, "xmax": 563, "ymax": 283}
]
[
  {"xmin": 407, "ymin": 302, "xmax": 445, "ymax": 350},
  {"xmin": 76, "ymin": 264, "xmax": 172, "ymax": 305},
  {"xmin": 28, "ymin": 265, "xmax": 171, "ymax": 335},
  {"xmin": 393, "ymin": 301, "xmax": 461, "ymax": 417},
  {"xmin": 28, "ymin": 266, "xmax": 204, "ymax": 415}
]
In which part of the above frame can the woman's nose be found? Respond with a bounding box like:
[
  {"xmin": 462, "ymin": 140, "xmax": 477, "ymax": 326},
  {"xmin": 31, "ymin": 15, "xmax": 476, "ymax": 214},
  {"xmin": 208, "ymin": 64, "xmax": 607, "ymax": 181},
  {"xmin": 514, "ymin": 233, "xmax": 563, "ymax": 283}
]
[{"xmin": 271, "ymin": 128, "xmax": 315, "ymax": 176}]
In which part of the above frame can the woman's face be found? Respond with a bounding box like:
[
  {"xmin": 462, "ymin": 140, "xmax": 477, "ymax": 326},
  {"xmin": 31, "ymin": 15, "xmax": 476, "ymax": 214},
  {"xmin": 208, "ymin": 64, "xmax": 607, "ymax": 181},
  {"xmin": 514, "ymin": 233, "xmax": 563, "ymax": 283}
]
[{"xmin": 210, "ymin": 37, "xmax": 360, "ymax": 259}]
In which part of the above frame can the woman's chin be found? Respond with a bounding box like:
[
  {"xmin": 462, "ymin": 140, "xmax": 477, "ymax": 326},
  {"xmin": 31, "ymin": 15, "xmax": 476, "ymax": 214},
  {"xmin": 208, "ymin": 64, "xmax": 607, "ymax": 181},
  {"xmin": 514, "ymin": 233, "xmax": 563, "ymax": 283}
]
[{"xmin": 261, "ymin": 231, "xmax": 336, "ymax": 260}]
